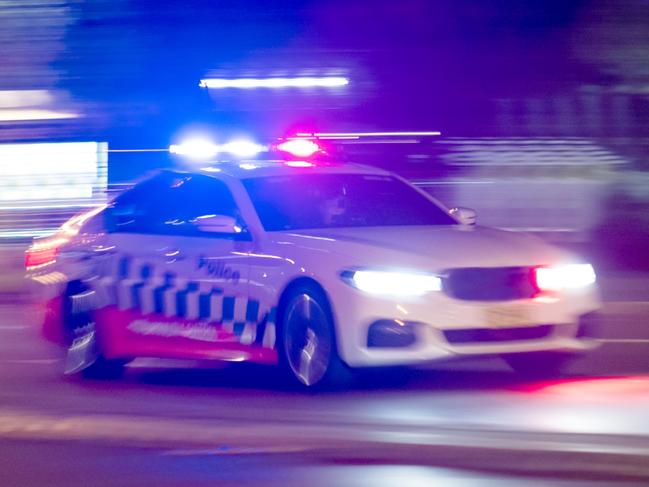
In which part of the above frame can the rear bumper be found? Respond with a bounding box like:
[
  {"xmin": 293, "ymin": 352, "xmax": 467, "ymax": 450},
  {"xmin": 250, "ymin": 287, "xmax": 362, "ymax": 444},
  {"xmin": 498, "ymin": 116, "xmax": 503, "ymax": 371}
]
[{"xmin": 25, "ymin": 270, "xmax": 68, "ymax": 345}]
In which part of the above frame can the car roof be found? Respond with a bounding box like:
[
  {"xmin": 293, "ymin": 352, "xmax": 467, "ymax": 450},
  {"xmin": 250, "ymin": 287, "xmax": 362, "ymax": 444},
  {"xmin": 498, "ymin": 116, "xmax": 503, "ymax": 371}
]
[{"xmin": 195, "ymin": 161, "xmax": 391, "ymax": 179}]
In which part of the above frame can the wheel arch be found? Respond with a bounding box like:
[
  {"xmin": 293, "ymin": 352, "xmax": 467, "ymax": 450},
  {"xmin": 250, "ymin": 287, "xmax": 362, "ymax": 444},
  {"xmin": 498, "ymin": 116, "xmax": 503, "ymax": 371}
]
[
  {"xmin": 63, "ymin": 279, "xmax": 88, "ymax": 297},
  {"xmin": 60, "ymin": 279, "xmax": 95, "ymax": 338}
]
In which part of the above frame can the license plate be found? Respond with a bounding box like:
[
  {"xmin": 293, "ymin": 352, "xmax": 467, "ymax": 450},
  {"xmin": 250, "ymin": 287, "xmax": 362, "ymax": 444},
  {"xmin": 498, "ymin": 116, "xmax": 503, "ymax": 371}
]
[{"xmin": 486, "ymin": 306, "xmax": 530, "ymax": 328}]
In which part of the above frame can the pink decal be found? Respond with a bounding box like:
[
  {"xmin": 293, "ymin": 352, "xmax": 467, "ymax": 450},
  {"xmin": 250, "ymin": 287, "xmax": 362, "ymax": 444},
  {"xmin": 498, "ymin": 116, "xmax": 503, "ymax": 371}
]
[{"xmin": 95, "ymin": 306, "xmax": 277, "ymax": 365}]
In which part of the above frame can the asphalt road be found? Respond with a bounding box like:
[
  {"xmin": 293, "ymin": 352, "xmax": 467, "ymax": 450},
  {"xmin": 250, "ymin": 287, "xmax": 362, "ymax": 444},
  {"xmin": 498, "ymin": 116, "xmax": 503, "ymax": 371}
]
[{"xmin": 0, "ymin": 295, "xmax": 648, "ymax": 486}]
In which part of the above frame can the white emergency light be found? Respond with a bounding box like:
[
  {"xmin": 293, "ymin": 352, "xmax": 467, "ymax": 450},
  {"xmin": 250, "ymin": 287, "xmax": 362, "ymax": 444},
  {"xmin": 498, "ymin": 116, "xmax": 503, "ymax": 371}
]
[{"xmin": 169, "ymin": 138, "xmax": 267, "ymax": 160}]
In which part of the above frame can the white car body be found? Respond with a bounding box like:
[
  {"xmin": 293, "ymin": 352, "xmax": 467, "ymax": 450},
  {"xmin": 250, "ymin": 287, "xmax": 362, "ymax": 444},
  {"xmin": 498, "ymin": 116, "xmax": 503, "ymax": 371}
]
[{"xmin": 27, "ymin": 162, "xmax": 601, "ymax": 383}]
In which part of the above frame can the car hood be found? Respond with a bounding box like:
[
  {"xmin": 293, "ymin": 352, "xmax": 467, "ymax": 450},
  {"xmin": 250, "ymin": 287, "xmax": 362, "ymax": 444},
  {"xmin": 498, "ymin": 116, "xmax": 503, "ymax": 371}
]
[{"xmin": 270, "ymin": 225, "xmax": 573, "ymax": 270}]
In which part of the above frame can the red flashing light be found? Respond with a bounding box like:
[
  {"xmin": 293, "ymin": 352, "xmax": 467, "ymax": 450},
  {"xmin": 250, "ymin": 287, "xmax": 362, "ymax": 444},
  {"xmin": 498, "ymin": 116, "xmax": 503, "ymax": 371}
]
[{"xmin": 276, "ymin": 139, "xmax": 320, "ymax": 158}]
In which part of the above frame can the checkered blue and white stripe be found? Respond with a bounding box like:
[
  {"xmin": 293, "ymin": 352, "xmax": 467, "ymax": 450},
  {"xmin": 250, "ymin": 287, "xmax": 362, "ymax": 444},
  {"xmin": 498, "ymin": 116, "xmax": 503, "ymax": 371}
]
[{"xmin": 92, "ymin": 255, "xmax": 276, "ymax": 348}]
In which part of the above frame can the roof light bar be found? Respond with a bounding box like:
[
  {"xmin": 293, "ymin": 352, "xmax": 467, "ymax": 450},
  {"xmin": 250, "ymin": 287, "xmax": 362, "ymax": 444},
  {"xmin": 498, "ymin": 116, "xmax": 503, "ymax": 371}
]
[
  {"xmin": 170, "ymin": 139, "xmax": 268, "ymax": 160},
  {"xmin": 199, "ymin": 77, "xmax": 349, "ymax": 89},
  {"xmin": 276, "ymin": 139, "xmax": 321, "ymax": 158},
  {"xmin": 169, "ymin": 139, "xmax": 219, "ymax": 160}
]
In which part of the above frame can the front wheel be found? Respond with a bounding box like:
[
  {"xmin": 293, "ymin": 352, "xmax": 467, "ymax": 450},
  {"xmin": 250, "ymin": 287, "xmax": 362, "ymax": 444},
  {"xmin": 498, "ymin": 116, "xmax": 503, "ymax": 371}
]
[{"xmin": 279, "ymin": 287, "xmax": 349, "ymax": 388}]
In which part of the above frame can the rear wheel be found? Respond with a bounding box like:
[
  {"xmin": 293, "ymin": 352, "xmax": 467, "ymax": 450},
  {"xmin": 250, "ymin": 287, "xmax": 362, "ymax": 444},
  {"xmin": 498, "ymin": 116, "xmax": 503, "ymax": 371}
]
[
  {"xmin": 503, "ymin": 352, "xmax": 575, "ymax": 379},
  {"xmin": 63, "ymin": 287, "xmax": 125, "ymax": 380},
  {"xmin": 279, "ymin": 286, "xmax": 349, "ymax": 388}
]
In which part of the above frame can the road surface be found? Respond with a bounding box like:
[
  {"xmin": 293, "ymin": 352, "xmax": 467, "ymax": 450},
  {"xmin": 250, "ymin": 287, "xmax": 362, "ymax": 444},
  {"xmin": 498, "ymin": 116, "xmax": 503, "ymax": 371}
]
[{"xmin": 0, "ymin": 285, "xmax": 647, "ymax": 485}]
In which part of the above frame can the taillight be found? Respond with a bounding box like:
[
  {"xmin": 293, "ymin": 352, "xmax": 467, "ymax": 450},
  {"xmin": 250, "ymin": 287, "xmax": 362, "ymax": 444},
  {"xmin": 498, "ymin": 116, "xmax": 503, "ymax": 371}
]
[{"xmin": 25, "ymin": 239, "xmax": 63, "ymax": 270}]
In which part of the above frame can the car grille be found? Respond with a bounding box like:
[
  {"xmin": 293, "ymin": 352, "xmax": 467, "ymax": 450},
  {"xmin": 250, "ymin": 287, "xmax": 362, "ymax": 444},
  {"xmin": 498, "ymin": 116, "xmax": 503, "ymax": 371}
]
[
  {"xmin": 443, "ymin": 325, "xmax": 554, "ymax": 345},
  {"xmin": 443, "ymin": 267, "xmax": 537, "ymax": 301}
]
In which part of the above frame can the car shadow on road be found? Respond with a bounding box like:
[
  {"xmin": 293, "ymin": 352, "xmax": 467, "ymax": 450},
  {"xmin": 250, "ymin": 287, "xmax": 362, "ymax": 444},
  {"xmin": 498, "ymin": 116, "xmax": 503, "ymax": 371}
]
[{"xmin": 124, "ymin": 359, "xmax": 591, "ymax": 395}]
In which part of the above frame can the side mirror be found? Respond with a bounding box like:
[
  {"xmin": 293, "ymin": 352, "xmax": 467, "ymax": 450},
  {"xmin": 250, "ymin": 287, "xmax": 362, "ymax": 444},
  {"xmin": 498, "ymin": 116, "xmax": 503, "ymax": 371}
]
[
  {"xmin": 450, "ymin": 207, "xmax": 477, "ymax": 226},
  {"xmin": 194, "ymin": 214, "xmax": 244, "ymax": 234}
]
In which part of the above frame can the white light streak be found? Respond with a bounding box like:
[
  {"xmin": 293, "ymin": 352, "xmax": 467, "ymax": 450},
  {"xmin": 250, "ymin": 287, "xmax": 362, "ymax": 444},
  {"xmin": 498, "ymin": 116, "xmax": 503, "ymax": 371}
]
[
  {"xmin": 0, "ymin": 109, "xmax": 78, "ymax": 121},
  {"xmin": 199, "ymin": 76, "xmax": 349, "ymax": 89},
  {"xmin": 296, "ymin": 131, "xmax": 441, "ymax": 138}
]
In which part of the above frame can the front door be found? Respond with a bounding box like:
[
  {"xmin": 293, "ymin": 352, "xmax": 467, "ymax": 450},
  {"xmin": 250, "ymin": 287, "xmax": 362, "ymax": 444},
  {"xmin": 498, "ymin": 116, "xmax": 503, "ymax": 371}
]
[{"xmin": 95, "ymin": 172, "xmax": 255, "ymax": 361}]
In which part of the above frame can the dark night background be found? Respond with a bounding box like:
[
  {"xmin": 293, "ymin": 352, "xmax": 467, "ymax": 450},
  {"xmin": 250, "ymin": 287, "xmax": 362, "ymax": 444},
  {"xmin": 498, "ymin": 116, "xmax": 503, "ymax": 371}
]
[
  {"xmin": 1, "ymin": 0, "xmax": 649, "ymax": 264},
  {"xmin": 3, "ymin": 0, "xmax": 648, "ymax": 145}
]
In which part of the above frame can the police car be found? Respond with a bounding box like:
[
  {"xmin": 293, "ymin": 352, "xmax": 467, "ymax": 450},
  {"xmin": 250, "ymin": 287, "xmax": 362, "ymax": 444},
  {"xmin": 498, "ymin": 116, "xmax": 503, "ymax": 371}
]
[{"xmin": 26, "ymin": 140, "xmax": 601, "ymax": 387}]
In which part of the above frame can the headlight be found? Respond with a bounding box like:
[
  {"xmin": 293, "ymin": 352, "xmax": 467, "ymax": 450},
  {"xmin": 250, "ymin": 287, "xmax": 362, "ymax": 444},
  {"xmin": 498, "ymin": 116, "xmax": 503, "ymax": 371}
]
[
  {"xmin": 534, "ymin": 264, "xmax": 596, "ymax": 292},
  {"xmin": 341, "ymin": 269, "xmax": 442, "ymax": 296}
]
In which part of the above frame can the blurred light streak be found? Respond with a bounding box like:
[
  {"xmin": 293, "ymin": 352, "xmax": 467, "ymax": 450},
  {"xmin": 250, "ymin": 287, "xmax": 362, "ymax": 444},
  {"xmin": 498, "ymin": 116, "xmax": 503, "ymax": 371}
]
[
  {"xmin": 599, "ymin": 338, "xmax": 649, "ymax": 344},
  {"xmin": 318, "ymin": 136, "xmax": 359, "ymax": 140},
  {"xmin": 0, "ymin": 142, "xmax": 107, "ymax": 238},
  {"xmin": 0, "ymin": 142, "xmax": 105, "ymax": 177},
  {"xmin": 0, "ymin": 90, "xmax": 53, "ymax": 106},
  {"xmin": 532, "ymin": 377, "xmax": 649, "ymax": 399},
  {"xmin": 341, "ymin": 139, "xmax": 420, "ymax": 144},
  {"xmin": 0, "ymin": 203, "xmax": 99, "ymax": 211},
  {"xmin": 61, "ymin": 205, "xmax": 107, "ymax": 237},
  {"xmin": 297, "ymin": 131, "xmax": 441, "ymax": 137},
  {"xmin": 0, "ymin": 90, "xmax": 77, "ymax": 121},
  {"xmin": 0, "ymin": 143, "xmax": 107, "ymax": 201},
  {"xmin": 0, "ymin": 109, "xmax": 78, "ymax": 121},
  {"xmin": 0, "ymin": 230, "xmax": 56, "ymax": 239},
  {"xmin": 199, "ymin": 76, "xmax": 349, "ymax": 89},
  {"xmin": 107, "ymin": 149, "xmax": 169, "ymax": 153}
]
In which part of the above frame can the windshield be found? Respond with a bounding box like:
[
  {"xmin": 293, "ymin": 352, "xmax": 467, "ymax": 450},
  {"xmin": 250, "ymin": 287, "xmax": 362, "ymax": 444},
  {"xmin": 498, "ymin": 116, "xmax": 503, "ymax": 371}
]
[{"xmin": 243, "ymin": 173, "xmax": 456, "ymax": 231}]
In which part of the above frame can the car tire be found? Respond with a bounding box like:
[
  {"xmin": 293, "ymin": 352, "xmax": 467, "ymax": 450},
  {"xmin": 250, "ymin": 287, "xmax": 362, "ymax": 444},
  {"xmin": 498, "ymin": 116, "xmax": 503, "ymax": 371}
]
[
  {"xmin": 503, "ymin": 352, "xmax": 575, "ymax": 379},
  {"xmin": 278, "ymin": 285, "xmax": 350, "ymax": 388},
  {"xmin": 63, "ymin": 288, "xmax": 125, "ymax": 380}
]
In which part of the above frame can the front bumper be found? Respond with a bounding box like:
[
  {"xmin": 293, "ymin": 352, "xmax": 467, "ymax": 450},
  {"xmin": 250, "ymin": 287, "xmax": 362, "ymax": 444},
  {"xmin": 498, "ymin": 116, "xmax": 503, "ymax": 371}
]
[{"xmin": 331, "ymin": 283, "xmax": 601, "ymax": 367}]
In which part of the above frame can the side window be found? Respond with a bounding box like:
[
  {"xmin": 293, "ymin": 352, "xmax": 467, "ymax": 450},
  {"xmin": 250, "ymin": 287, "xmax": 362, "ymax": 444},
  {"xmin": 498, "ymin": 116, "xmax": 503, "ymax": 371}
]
[
  {"xmin": 110, "ymin": 173, "xmax": 189, "ymax": 234},
  {"xmin": 110, "ymin": 173, "xmax": 240, "ymax": 237},
  {"xmin": 177, "ymin": 175, "xmax": 239, "ymax": 224}
]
